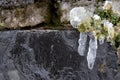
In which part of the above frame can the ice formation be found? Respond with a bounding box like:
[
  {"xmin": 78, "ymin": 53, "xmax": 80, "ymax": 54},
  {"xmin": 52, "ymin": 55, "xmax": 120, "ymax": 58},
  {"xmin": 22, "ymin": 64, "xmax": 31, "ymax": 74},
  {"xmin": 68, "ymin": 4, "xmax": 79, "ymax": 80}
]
[
  {"xmin": 69, "ymin": 0, "xmax": 117, "ymax": 70},
  {"xmin": 69, "ymin": 7, "xmax": 98, "ymax": 69},
  {"xmin": 78, "ymin": 32, "xmax": 87, "ymax": 56},
  {"xmin": 87, "ymin": 37, "xmax": 98, "ymax": 69},
  {"xmin": 69, "ymin": 7, "xmax": 93, "ymax": 28}
]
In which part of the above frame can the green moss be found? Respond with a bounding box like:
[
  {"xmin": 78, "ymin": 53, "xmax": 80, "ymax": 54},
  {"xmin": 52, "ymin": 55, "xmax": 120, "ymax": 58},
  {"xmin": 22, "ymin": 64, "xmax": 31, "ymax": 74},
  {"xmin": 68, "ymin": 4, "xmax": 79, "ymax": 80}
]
[{"xmin": 95, "ymin": 8, "xmax": 120, "ymax": 25}]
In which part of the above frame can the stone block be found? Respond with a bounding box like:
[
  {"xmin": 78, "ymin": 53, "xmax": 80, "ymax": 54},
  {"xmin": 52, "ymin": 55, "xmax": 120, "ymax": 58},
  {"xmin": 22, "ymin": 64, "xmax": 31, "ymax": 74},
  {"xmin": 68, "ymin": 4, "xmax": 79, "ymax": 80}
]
[{"xmin": 0, "ymin": 30, "xmax": 118, "ymax": 80}]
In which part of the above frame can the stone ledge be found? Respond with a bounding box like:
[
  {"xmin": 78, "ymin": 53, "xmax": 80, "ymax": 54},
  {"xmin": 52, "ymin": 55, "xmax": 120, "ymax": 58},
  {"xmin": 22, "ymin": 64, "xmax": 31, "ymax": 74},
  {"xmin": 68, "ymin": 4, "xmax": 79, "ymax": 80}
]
[
  {"xmin": 0, "ymin": 30, "xmax": 118, "ymax": 80},
  {"xmin": 0, "ymin": 0, "xmax": 120, "ymax": 29}
]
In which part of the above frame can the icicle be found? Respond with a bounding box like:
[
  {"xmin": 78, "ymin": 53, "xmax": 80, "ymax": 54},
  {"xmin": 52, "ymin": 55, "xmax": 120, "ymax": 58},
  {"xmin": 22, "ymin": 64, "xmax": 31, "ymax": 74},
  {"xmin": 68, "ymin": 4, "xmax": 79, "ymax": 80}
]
[
  {"xmin": 78, "ymin": 32, "xmax": 87, "ymax": 56},
  {"xmin": 87, "ymin": 37, "xmax": 98, "ymax": 69}
]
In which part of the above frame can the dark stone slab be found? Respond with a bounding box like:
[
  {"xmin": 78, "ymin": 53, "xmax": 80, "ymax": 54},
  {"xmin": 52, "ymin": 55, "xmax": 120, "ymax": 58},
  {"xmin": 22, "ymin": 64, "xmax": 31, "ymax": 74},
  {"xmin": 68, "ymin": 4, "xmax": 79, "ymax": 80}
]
[
  {"xmin": 0, "ymin": 0, "xmax": 34, "ymax": 7},
  {"xmin": 0, "ymin": 30, "xmax": 118, "ymax": 80}
]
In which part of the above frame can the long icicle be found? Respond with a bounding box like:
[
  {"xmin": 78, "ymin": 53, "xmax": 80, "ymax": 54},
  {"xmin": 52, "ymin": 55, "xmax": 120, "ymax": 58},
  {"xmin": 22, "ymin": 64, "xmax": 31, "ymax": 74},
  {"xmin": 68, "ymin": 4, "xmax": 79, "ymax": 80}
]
[
  {"xmin": 78, "ymin": 32, "xmax": 88, "ymax": 56},
  {"xmin": 87, "ymin": 36, "xmax": 98, "ymax": 69}
]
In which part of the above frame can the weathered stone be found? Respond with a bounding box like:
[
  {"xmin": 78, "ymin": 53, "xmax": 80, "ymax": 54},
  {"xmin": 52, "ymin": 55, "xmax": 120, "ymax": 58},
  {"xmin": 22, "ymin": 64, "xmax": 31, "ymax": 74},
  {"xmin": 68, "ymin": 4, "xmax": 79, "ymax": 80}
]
[
  {"xmin": 0, "ymin": 0, "xmax": 100, "ymax": 29},
  {"xmin": 0, "ymin": 30, "xmax": 118, "ymax": 80},
  {"xmin": 0, "ymin": 73, "xmax": 5, "ymax": 80},
  {"xmin": 112, "ymin": 0, "xmax": 120, "ymax": 15},
  {"xmin": 115, "ymin": 71, "xmax": 120, "ymax": 80},
  {"xmin": 0, "ymin": 0, "xmax": 119, "ymax": 29},
  {"xmin": 8, "ymin": 70, "xmax": 20, "ymax": 80},
  {"xmin": 0, "ymin": 3, "xmax": 47, "ymax": 28},
  {"xmin": 0, "ymin": 0, "xmax": 34, "ymax": 7},
  {"xmin": 59, "ymin": 0, "xmax": 120, "ymax": 24},
  {"xmin": 117, "ymin": 45, "xmax": 120, "ymax": 65},
  {"xmin": 58, "ymin": 0, "xmax": 96, "ymax": 23}
]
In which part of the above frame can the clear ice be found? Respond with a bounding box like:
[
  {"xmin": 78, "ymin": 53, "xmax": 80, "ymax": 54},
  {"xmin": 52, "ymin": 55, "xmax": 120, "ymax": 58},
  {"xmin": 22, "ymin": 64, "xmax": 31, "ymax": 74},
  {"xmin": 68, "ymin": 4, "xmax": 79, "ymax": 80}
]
[
  {"xmin": 87, "ymin": 37, "xmax": 98, "ymax": 69},
  {"xmin": 78, "ymin": 32, "xmax": 87, "ymax": 56},
  {"xmin": 69, "ymin": 7, "xmax": 98, "ymax": 69}
]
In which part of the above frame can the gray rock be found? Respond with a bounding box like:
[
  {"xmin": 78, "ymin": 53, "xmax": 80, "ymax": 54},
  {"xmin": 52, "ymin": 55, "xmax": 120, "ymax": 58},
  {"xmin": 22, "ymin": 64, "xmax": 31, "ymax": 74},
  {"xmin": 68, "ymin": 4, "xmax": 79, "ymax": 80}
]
[
  {"xmin": 0, "ymin": 30, "xmax": 118, "ymax": 80},
  {"xmin": 115, "ymin": 71, "xmax": 120, "ymax": 80},
  {"xmin": 8, "ymin": 70, "xmax": 20, "ymax": 80},
  {"xmin": 112, "ymin": 0, "xmax": 120, "ymax": 15},
  {"xmin": 0, "ymin": 73, "xmax": 5, "ymax": 80},
  {"xmin": 0, "ymin": 0, "xmax": 34, "ymax": 7}
]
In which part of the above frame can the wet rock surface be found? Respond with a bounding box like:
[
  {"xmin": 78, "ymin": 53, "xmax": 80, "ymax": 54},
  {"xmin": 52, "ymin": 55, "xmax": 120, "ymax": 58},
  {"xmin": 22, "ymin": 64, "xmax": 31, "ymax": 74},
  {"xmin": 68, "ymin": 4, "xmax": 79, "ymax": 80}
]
[{"xmin": 0, "ymin": 30, "xmax": 119, "ymax": 80}]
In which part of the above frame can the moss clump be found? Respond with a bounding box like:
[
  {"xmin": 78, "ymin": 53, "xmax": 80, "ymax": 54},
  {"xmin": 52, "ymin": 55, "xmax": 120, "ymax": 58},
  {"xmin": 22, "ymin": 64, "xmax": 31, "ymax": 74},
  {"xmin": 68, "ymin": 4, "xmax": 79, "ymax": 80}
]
[{"xmin": 95, "ymin": 8, "xmax": 120, "ymax": 25}]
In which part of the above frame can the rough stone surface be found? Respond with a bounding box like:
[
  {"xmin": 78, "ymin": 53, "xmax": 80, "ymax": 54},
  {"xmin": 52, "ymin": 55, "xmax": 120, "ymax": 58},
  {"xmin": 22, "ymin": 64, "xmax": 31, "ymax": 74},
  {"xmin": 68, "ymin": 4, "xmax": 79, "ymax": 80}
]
[
  {"xmin": 0, "ymin": 0, "xmax": 103, "ymax": 29},
  {"xmin": 59, "ymin": 0, "xmax": 120, "ymax": 23},
  {"xmin": 0, "ymin": 3, "xmax": 48, "ymax": 28},
  {"xmin": 0, "ymin": 0, "xmax": 34, "ymax": 7},
  {"xmin": 8, "ymin": 70, "xmax": 20, "ymax": 80},
  {"xmin": 0, "ymin": 0, "xmax": 120, "ymax": 28},
  {"xmin": 0, "ymin": 73, "xmax": 5, "ymax": 80},
  {"xmin": 58, "ymin": 0, "xmax": 96, "ymax": 23},
  {"xmin": 0, "ymin": 30, "xmax": 119, "ymax": 80},
  {"xmin": 112, "ymin": 0, "xmax": 120, "ymax": 15}
]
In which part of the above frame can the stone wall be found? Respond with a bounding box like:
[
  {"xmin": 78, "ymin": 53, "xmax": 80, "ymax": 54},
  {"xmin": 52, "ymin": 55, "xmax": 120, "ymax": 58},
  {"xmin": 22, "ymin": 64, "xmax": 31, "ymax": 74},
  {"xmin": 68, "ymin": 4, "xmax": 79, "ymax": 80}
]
[
  {"xmin": 0, "ymin": 0, "xmax": 34, "ymax": 7},
  {"xmin": 0, "ymin": 30, "xmax": 119, "ymax": 80},
  {"xmin": 0, "ymin": 1, "xmax": 120, "ymax": 80},
  {"xmin": 0, "ymin": 0, "xmax": 119, "ymax": 29}
]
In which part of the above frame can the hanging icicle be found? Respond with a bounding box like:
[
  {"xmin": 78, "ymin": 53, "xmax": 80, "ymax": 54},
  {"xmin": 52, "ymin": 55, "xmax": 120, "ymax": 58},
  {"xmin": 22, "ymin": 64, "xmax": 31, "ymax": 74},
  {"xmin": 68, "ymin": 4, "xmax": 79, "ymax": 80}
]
[
  {"xmin": 78, "ymin": 32, "xmax": 87, "ymax": 56},
  {"xmin": 87, "ymin": 36, "xmax": 98, "ymax": 69},
  {"xmin": 69, "ymin": 0, "xmax": 118, "ymax": 70}
]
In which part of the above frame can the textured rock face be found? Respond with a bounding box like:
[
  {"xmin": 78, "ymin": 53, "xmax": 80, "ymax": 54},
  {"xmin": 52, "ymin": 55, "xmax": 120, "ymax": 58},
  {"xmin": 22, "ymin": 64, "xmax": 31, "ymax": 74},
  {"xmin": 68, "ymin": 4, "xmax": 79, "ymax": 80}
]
[
  {"xmin": 0, "ymin": 0, "xmax": 102, "ymax": 29},
  {"xmin": 0, "ymin": 4, "xmax": 47, "ymax": 28},
  {"xmin": 112, "ymin": 0, "xmax": 120, "ymax": 15},
  {"xmin": 59, "ymin": 0, "xmax": 120, "ymax": 23},
  {"xmin": 0, "ymin": 0, "xmax": 34, "ymax": 7},
  {"xmin": 0, "ymin": 0, "xmax": 120, "ymax": 29},
  {"xmin": 0, "ymin": 30, "xmax": 119, "ymax": 80},
  {"xmin": 0, "ymin": 1, "xmax": 48, "ymax": 28},
  {"xmin": 58, "ymin": 0, "xmax": 95, "ymax": 23}
]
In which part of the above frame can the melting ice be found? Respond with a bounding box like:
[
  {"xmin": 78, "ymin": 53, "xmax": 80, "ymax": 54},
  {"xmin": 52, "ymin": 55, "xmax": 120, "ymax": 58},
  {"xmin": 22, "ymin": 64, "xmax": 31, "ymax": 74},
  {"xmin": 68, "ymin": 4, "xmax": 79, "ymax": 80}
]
[
  {"xmin": 78, "ymin": 32, "xmax": 87, "ymax": 56},
  {"xmin": 78, "ymin": 32, "xmax": 98, "ymax": 69},
  {"xmin": 87, "ymin": 37, "xmax": 98, "ymax": 69},
  {"xmin": 70, "ymin": 7, "xmax": 98, "ymax": 69}
]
